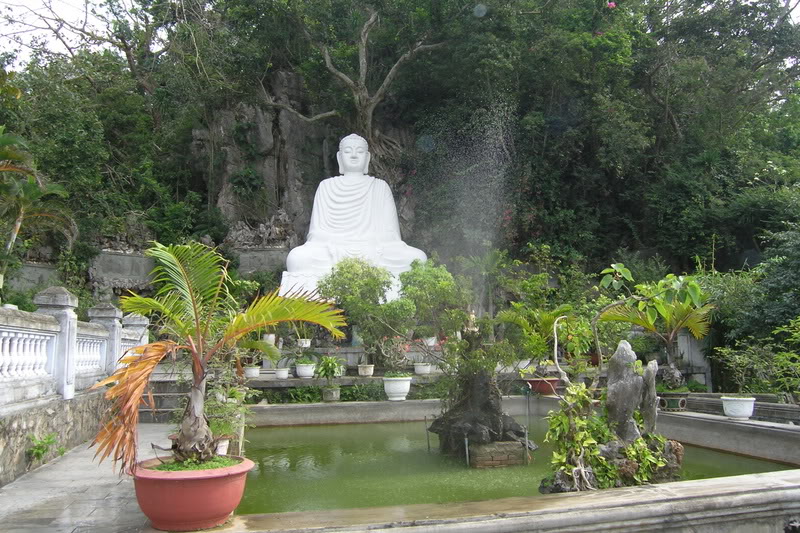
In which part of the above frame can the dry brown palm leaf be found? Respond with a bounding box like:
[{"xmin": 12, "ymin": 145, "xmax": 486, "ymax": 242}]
[{"xmin": 90, "ymin": 340, "xmax": 182, "ymax": 474}]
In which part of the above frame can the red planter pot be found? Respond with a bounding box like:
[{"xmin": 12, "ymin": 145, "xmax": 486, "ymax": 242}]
[
  {"xmin": 133, "ymin": 456, "xmax": 255, "ymax": 531},
  {"xmin": 526, "ymin": 378, "xmax": 560, "ymax": 395}
]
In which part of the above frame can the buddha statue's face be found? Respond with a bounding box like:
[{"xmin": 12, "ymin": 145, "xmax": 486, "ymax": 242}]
[{"xmin": 338, "ymin": 138, "xmax": 370, "ymax": 175}]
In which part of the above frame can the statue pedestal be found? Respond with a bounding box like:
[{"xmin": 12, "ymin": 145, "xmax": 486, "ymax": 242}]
[{"xmin": 279, "ymin": 271, "xmax": 402, "ymax": 301}]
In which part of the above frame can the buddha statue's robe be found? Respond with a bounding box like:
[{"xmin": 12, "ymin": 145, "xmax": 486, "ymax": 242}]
[{"xmin": 280, "ymin": 174, "xmax": 426, "ymax": 296}]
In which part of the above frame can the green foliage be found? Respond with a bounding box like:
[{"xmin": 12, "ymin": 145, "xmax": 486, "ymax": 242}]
[
  {"xmin": 400, "ymin": 259, "xmax": 469, "ymax": 339},
  {"xmin": 153, "ymin": 456, "xmax": 240, "ymax": 471},
  {"xmin": 623, "ymin": 436, "xmax": 667, "ymax": 484},
  {"xmin": 319, "ymin": 258, "xmax": 416, "ymax": 359},
  {"xmin": 709, "ymin": 340, "xmax": 776, "ymax": 394},
  {"xmin": 316, "ymin": 355, "xmax": 344, "ymax": 386},
  {"xmin": 339, "ymin": 382, "xmax": 385, "ymax": 401},
  {"xmin": 545, "ymin": 383, "xmax": 619, "ymax": 490},
  {"xmin": 27, "ymin": 433, "xmax": 58, "ymax": 461}
]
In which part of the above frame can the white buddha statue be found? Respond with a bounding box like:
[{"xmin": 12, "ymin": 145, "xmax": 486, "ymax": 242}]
[{"xmin": 279, "ymin": 134, "xmax": 427, "ymax": 297}]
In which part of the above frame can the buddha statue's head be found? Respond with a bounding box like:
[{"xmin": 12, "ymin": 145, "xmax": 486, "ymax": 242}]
[{"xmin": 337, "ymin": 134, "xmax": 370, "ymax": 175}]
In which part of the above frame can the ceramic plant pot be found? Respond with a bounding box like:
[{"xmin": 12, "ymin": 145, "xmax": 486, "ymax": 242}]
[
  {"xmin": 358, "ymin": 364, "xmax": 374, "ymax": 377},
  {"xmin": 274, "ymin": 368, "xmax": 290, "ymax": 379},
  {"xmin": 526, "ymin": 378, "xmax": 560, "ymax": 395},
  {"xmin": 658, "ymin": 392, "xmax": 688, "ymax": 412},
  {"xmin": 295, "ymin": 363, "xmax": 316, "ymax": 378},
  {"xmin": 298, "ymin": 338, "xmax": 312, "ymax": 348},
  {"xmin": 322, "ymin": 387, "xmax": 340, "ymax": 402},
  {"xmin": 243, "ymin": 367, "xmax": 260, "ymax": 379},
  {"xmin": 133, "ymin": 456, "xmax": 255, "ymax": 531},
  {"xmin": 721, "ymin": 396, "xmax": 756, "ymax": 420},
  {"xmin": 383, "ymin": 376, "xmax": 413, "ymax": 401},
  {"xmin": 413, "ymin": 362, "xmax": 432, "ymax": 375}
]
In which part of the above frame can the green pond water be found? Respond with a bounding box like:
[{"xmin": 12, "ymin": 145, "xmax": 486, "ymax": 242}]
[{"xmin": 238, "ymin": 418, "xmax": 792, "ymax": 514}]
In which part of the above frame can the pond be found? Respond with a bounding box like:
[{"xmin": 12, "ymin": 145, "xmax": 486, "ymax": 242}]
[{"xmin": 237, "ymin": 418, "xmax": 792, "ymax": 515}]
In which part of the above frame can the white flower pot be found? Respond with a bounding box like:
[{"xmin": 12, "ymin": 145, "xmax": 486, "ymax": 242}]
[
  {"xmin": 295, "ymin": 363, "xmax": 316, "ymax": 378},
  {"xmin": 358, "ymin": 364, "xmax": 374, "ymax": 377},
  {"xmin": 274, "ymin": 368, "xmax": 290, "ymax": 379},
  {"xmin": 721, "ymin": 396, "xmax": 756, "ymax": 420},
  {"xmin": 298, "ymin": 338, "xmax": 312, "ymax": 348},
  {"xmin": 263, "ymin": 333, "xmax": 276, "ymax": 345},
  {"xmin": 244, "ymin": 366, "xmax": 260, "ymax": 378},
  {"xmin": 414, "ymin": 363, "xmax": 432, "ymax": 375},
  {"xmin": 383, "ymin": 377, "xmax": 413, "ymax": 401},
  {"xmin": 423, "ymin": 337, "xmax": 437, "ymax": 347}
]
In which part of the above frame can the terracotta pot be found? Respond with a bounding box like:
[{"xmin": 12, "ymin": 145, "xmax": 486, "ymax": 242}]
[
  {"xmin": 526, "ymin": 378, "xmax": 560, "ymax": 395},
  {"xmin": 133, "ymin": 456, "xmax": 255, "ymax": 531}
]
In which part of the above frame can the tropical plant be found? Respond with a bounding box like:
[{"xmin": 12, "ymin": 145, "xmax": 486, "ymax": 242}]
[
  {"xmin": 0, "ymin": 175, "xmax": 77, "ymax": 296},
  {"xmin": 599, "ymin": 274, "xmax": 714, "ymax": 367},
  {"xmin": 316, "ymin": 355, "xmax": 344, "ymax": 388},
  {"xmin": 91, "ymin": 241, "xmax": 345, "ymax": 473}
]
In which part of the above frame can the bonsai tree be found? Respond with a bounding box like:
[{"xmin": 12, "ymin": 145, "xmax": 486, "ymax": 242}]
[
  {"xmin": 318, "ymin": 257, "xmax": 416, "ymax": 364},
  {"xmin": 399, "ymin": 259, "xmax": 469, "ymax": 359},
  {"xmin": 91, "ymin": 242, "xmax": 345, "ymax": 472}
]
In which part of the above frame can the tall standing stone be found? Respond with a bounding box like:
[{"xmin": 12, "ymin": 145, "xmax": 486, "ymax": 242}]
[
  {"xmin": 606, "ymin": 340, "xmax": 643, "ymax": 443},
  {"xmin": 641, "ymin": 360, "xmax": 659, "ymax": 435}
]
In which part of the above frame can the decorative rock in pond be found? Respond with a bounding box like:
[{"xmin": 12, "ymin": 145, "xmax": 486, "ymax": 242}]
[
  {"xmin": 641, "ymin": 360, "xmax": 659, "ymax": 435},
  {"xmin": 606, "ymin": 340, "xmax": 644, "ymax": 443}
]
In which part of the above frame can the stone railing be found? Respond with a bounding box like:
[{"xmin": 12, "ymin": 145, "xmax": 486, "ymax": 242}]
[{"xmin": 0, "ymin": 287, "xmax": 149, "ymax": 407}]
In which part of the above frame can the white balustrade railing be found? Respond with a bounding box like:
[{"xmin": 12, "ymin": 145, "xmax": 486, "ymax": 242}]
[
  {"xmin": 75, "ymin": 335, "xmax": 105, "ymax": 373},
  {"xmin": 0, "ymin": 290, "xmax": 149, "ymax": 405},
  {"xmin": 0, "ymin": 328, "xmax": 54, "ymax": 380}
]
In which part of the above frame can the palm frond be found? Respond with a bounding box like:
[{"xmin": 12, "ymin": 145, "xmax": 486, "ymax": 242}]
[
  {"xmin": 673, "ymin": 303, "xmax": 714, "ymax": 339},
  {"xmin": 220, "ymin": 290, "xmax": 346, "ymax": 359},
  {"xmin": 90, "ymin": 341, "xmax": 180, "ymax": 474},
  {"xmin": 145, "ymin": 242, "xmax": 231, "ymax": 340},
  {"xmin": 599, "ymin": 305, "xmax": 657, "ymax": 333}
]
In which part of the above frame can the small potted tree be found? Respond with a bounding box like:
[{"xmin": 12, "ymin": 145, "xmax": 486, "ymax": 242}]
[
  {"xmin": 317, "ymin": 355, "xmax": 344, "ymax": 401},
  {"xmin": 90, "ymin": 242, "xmax": 345, "ymax": 531},
  {"xmin": 711, "ymin": 344, "xmax": 759, "ymax": 420},
  {"xmin": 381, "ymin": 336, "xmax": 413, "ymax": 401}
]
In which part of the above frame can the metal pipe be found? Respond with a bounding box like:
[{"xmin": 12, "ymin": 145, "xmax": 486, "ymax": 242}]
[
  {"xmin": 424, "ymin": 416, "xmax": 431, "ymax": 453},
  {"xmin": 526, "ymin": 390, "xmax": 531, "ymax": 432},
  {"xmin": 464, "ymin": 434, "xmax": 470, "ymax": 467},
  {"xmin": 524, "ymin": 427, "xmax": 529, "ymax": 465}
]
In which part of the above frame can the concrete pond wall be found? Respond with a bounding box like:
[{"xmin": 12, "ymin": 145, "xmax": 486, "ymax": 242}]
[{"xmin": 243, "ymin": 396, "xmax": 800, "ymax": 533}]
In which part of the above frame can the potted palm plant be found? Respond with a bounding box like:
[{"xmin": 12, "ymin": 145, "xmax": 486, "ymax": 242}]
[{"xmin": 90, "ymin": 242, "xmax": 345, "ymax": 531}]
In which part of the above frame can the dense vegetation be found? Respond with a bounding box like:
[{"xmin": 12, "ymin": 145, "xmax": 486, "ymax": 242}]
[{"xmin": 2, "ymin": 1, "xmax": 800, "ymax": 393}]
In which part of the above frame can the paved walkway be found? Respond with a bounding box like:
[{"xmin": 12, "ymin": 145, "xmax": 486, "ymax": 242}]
[{"xmin": 0, "ymin": 424, "xmax": 171, "ymax": 533}]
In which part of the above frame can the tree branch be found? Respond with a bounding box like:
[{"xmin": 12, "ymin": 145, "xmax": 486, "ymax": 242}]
[
  {"xmin": 358, "ymin": 9, "xmax": 379, "ymax": 88},
  {"xmin": 258, "ymin": 79, "xmax": 339, "ymax": 123},
  {"xmin": 371, "ymin": 40, "xmax": 445, "ymax": 106}
]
